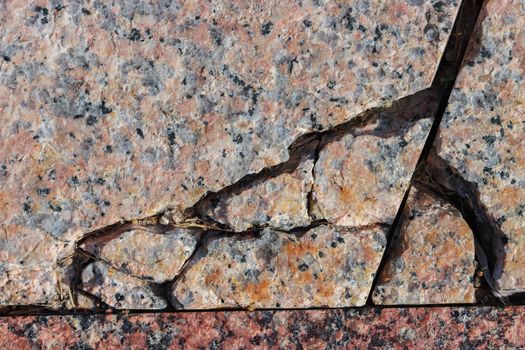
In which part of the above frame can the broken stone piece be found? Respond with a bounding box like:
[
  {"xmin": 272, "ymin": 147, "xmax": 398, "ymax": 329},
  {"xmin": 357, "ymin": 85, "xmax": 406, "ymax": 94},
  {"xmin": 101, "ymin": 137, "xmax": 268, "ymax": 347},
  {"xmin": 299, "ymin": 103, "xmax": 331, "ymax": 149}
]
[
  {"xmin": 311, "ymin": 111, "xmax": 434, "ymax": 227},
  {"xmin": 434, "ymin": 0, "xmax": 525, "ymax": 295},
  {"xmin": 172, "ymin": 225, "xmax": 387, "ymax": 309},
  {"xmin": 80, "ymin": 227, "xmax": 200, "ymax": 283},
  {"xmin": 80, "ymin": 261, "xmax": 167, "ymax": 310},
  {"xmin": 197, "ymin": 155, "xmax": 315, "ymax": 232},
  {"xmin": 372, "ymin": 185, "xmax": 476, "ymax": 305}
]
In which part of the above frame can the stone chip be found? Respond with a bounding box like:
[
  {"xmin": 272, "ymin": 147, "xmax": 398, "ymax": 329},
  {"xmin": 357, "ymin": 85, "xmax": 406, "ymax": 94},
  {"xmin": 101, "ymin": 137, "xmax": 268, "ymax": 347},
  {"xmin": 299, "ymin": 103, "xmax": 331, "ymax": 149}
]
[{"xmin": 434, "ymin": 0, "xmax": 525, "ymax": 295}]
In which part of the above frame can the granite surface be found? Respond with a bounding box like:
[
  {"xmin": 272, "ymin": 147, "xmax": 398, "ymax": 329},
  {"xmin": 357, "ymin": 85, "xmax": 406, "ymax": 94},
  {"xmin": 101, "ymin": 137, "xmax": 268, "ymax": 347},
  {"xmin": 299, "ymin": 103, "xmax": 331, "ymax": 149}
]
[
  {"xmin": 173, "ymin": 225, "xmax": 387, "ymax": 309},
  {"xmin": 434, "ymin": 0, "xmax": 525, "ymax": 295},
  {"xmin": 372, "ymin": 185, "xmax": 476, "ymax": 305},
  {"xmin": 0, "ymin": 0, "xmax": 464, "ymax": 307},
  {"xmin": 0, "ymin": 307, "xmax": 524, "ymax": 349}
]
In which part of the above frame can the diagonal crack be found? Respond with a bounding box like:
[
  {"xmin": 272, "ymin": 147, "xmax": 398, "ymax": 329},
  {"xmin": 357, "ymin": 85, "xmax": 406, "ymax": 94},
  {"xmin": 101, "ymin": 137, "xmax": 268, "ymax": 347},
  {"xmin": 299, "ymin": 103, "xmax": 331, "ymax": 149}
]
[{"xmin": 367, "ymin": 0, "xmax": 486, "ymax": 305}]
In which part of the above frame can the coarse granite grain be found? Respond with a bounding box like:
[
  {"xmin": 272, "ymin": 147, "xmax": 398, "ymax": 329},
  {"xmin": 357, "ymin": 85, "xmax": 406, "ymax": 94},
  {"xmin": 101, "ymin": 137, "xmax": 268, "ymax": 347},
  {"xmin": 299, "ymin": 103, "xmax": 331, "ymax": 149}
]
[
  {"xmin": 434, "ymin": 0, "xmax": 525, "ymax": 295},
  {"xmin": 1, "ymin": 307, "xmax": 524, "ymax": 349},
  {"xmin": 172, "ymin": 225, "xmax": 387, "ymax": 309},
  {"xmin": 372, "ymin": 185, "xmax": 476, "ymax": 305}
]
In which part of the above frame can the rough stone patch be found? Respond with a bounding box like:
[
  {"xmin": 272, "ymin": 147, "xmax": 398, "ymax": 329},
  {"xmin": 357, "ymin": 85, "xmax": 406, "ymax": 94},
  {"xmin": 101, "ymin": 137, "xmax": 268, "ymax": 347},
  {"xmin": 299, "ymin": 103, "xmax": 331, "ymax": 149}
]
[
  {"xmin": 311, "ymin": 114, "xmax": 433, "ymax": 227},
  {"xmin": 197, "ymin": 157, "xmax": 315, "ymax": 232},
  {"xmin": 80, "ymin": 261, "xmax": 167, "ymax": 309},
  {"xmin": 372, "ymin": 185, "xmax": 476, "ymax": 305},
  {"xmin": 80, "ymin": 227, "xmax": 201, "ymax": 283},
  {"xmin": 172, "ymin": 225, "xmax": 387, "ymax": 309},
  {"xmin": 434, "ymin": 0, "xmax": 525, "ymax": 295}
]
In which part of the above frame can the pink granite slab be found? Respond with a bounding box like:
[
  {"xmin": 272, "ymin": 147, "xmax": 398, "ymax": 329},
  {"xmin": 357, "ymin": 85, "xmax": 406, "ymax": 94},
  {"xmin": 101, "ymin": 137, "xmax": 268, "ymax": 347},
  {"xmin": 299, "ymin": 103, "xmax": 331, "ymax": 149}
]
[{"xmin": 0, "ymin": 307, "xmax": 524, "ymax": 349}]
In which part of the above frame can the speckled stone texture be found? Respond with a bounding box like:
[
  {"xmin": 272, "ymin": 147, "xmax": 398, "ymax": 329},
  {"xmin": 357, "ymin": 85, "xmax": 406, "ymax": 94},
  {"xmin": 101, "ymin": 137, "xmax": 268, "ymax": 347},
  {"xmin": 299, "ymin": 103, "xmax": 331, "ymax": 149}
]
[
  {"xmin": 80, "ymin": 226, "xmax": 201, "ymax": 283},
  {"xmin": 80, "ymin": 261, "xmax": 167, "ymax": 309},
  {"xmin": 0, "ymin": 0, "xmax": 461, "ymax": 305},
  {"xmin": 434, "ymin": 0, "xmax": 525, "ymax": 295},
  {"xmin": 311, "ymin": 96, "xmax": 437, "ymax": 227},
  {"xmin": 173, "ymin": 225, "xmax": 387, "ymax": 308},
  {"xmin": 197, "ymin": 152, "xmax": 315, "ymax": 232},
  {"xmin": 1, "ymin": 307, "xmax": 525, "ymax": 349},
  {"xmin": 372, "ymin": 185, "xmax": 476, "ymax": 305}
]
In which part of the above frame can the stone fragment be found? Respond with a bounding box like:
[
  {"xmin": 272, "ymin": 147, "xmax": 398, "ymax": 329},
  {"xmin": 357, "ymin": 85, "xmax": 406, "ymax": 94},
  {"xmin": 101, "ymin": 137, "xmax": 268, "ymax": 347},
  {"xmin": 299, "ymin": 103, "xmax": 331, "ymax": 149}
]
[
  {"xmin": 311, "ymin": 101, "xmax": 436, "ymax": 226},
  {"xmin": 80, "ymin": 227, "xmax": 200, "ymax": 283},
  {"xmin": 434, "ymin": 0, "xmax": 525, "ymax": 295},
  {"xmin": 80, "ymin": 261, "xmax": 167, "ymax": 309},
  {"xmin": 372, "ymin": 185, "xmax": 476, "ymax": 305},
  {"xmin": 197, "ymin": 154, "xmax": 315, "ymax": 232},
  {"xmin": 172, "ymin": 225, "xmax": 387, "ymax": 309}
]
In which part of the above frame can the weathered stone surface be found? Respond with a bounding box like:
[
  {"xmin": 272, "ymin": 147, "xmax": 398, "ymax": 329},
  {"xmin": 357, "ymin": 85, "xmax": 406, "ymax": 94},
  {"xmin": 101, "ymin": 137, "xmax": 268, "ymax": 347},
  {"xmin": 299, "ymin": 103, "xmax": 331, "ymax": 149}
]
[
  {"xmin": 372, "ymin": 185, "xmax": 476, "ymax": 305},
  {"xmin": 80, "ymin": 261, "xmax": 167, "ymax": 309},
  {"xmin": 172, "ymin": 225, "xmax": 387, "ymax": 309},
  {"xmin": 434, "ymin": 0, "xmax": 525, "ymax": 295},
  {"xmin": 311, "ymin": 108, "xmax": 435, "ymax": 227},
  {"xmin": 0, "ymin": 0, "xmax": 460, "ymax": 244},
  {"xmin": 80, "ymin": 227, "xmax": 200, "ymax": 283},
  {"xmin": 197, "ymin": 156, "xmax": 315, "ymax": 232}
]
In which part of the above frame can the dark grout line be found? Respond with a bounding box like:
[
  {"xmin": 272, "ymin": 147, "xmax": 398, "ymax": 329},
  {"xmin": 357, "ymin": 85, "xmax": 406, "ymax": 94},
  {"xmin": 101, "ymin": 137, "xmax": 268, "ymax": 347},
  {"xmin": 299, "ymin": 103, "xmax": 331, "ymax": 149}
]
[{"xmin": 367, "ymin": 0, "xmax": 486, "ymax": 306}]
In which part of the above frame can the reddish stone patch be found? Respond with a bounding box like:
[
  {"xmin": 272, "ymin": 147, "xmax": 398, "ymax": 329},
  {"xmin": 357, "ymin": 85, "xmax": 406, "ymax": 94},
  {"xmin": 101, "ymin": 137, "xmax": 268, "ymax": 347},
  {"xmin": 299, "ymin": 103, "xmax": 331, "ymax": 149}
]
[{"xmin": 1, "ymin": 307, "xmax": 524, "ymax": 349}]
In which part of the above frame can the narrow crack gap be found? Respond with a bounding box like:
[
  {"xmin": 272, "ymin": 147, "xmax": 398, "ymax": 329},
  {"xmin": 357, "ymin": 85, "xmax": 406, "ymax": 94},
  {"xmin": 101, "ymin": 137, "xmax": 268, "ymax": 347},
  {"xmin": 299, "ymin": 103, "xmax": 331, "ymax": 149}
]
[{"xmin": 365, "ymin": 186, "xmax": 411, "ymax": 306}]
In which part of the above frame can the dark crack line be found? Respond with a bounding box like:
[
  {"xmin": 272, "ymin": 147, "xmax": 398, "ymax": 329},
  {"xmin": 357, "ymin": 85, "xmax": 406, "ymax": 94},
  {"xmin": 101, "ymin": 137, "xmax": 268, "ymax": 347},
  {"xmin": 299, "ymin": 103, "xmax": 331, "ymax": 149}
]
[{"xmin": 367, "ymin": 0, "xmax": 486, "ymax": 306}]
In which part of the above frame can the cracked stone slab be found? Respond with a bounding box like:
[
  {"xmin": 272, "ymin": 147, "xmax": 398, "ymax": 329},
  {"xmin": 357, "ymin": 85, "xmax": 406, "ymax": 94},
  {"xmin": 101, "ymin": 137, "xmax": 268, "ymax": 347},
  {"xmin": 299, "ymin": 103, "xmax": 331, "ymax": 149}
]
[
  {"xmin": 197, "ymin": 151, "xmax": 315, "ymax": 231},
  {"xmin": 372, "ymin": 185, "xmax": 476, "ymax": 305},
  {"xmin": 434, "ymin": 0, "xmax": 525, "ymax": 295},
  {"xmin": 80, "ymin": 261, "xmax": 167, "ymax": 310},
  {"xmin": 172, "ymin": 225, "xmax": 387, "ymax": 309},
  {"xmin": 310, "ymin": 92, "xmax": 439, "ymax": 226},
  {"xmin": 0, "ymin": 0, "xmax": 461, "ymax": 245},
  {"xmin": 80, "ymin": 226, "xmax": 201, "ymax": 283}
]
